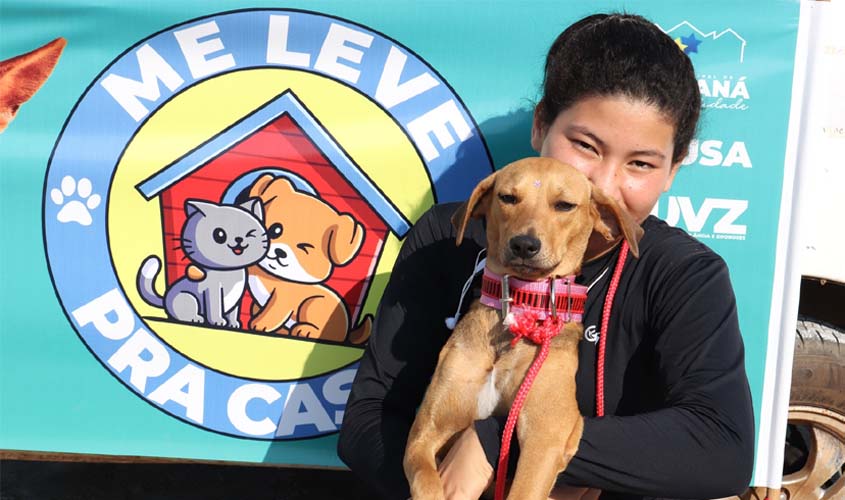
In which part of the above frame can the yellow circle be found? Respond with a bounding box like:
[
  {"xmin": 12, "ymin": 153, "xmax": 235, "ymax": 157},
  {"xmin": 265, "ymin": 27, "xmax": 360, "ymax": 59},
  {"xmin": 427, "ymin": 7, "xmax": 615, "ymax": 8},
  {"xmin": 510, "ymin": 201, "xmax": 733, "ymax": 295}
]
[{"xmin": 108, "ymin": 68, "xmax": 433, "ymax": 381}]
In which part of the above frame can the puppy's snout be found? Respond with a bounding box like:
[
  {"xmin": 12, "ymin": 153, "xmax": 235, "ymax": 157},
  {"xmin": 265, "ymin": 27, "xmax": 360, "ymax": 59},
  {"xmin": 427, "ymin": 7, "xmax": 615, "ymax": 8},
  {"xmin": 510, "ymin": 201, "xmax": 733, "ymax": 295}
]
[{"xmin": 509, "ymin": 235, "xmax": 541, "ymax": 259}]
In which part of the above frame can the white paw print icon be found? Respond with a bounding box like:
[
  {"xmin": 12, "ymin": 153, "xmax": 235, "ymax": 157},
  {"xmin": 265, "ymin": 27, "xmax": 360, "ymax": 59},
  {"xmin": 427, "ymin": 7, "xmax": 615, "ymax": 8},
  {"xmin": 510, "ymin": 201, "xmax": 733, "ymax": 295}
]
[{"xmin": 51, "ymin": 176, "xmax": 101, "ymax": 226}]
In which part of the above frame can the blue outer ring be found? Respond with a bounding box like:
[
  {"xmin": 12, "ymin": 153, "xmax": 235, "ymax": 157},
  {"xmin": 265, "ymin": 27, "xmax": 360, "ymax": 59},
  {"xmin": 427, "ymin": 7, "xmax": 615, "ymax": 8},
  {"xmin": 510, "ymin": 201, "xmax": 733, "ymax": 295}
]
[{"xmin": 43, "ymin": 9, "xmax": 493, "ymax": 440}]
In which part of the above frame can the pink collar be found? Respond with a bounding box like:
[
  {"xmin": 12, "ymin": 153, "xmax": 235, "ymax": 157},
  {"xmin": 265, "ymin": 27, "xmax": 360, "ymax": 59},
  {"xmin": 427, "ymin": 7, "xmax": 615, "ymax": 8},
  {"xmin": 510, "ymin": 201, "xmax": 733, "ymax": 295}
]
[{"xmin": 480, "ymin": 267, "xmax": 587, "ymax": 322}]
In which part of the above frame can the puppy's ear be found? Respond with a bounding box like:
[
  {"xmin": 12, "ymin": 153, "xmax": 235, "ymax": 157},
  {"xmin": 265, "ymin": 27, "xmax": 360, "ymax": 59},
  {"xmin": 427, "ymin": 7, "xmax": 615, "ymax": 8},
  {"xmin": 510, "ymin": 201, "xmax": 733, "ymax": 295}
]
[
  {"xmin": 327, "ymin": 213, "xmax": 365, "ymax": 266},
  {"xmin": 0, "ymin": 37, "xmax": 66, "ymax": 133},
  {"xmin": 451, "ymin": 171, "xmax": 496, "ymax": 246},
  {"xmin": 589, "ymin": 186, "xmax": 644, "ymax": 259},
  {"xmin": 249, "ymin": 174, "xmax": 276, "ymax": 198},
  {"xmin": 249, "ymin": 175, "xmax": 296, "ymax": 207}
]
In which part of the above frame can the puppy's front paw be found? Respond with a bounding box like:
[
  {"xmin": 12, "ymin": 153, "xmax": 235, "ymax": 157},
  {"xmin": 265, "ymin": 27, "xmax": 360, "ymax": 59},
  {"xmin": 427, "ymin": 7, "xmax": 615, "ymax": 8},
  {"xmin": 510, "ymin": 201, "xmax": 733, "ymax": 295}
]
[
  {"xmin": 185, "ymin": 265, "xmax": 205, "ymax": 281},
  {"xmin": 407, "ymin": 474, "xmax": 446, "ymax": 500},
  {"xmin": 249, "ymin": 319, "xmax": 273, "ymax": 332},
  {"xmin": 291, "ymin": 324, "xmax": 319, "ymax": 338}
]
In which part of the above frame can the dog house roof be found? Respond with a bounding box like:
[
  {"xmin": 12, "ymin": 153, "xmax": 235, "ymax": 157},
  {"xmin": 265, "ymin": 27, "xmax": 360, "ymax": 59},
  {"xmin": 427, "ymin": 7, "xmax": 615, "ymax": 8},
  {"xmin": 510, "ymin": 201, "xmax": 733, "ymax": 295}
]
[{"xmin": 135, "ymin": 90, "xmax": 411, "ymax": 237}]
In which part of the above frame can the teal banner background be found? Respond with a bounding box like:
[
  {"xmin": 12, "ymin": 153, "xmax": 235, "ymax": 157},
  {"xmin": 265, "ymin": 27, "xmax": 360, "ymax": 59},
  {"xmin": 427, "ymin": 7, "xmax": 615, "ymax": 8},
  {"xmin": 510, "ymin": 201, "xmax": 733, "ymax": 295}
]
[{"xmin": 0, "ymin": 0, "xmax": 800, "ymax": 479}]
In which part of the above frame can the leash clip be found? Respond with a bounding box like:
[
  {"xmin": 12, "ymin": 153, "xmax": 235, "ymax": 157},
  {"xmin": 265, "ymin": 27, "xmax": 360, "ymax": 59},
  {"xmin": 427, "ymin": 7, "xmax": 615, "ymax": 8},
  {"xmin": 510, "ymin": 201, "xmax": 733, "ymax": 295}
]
[
  {"xmin": 550, "ymin": 277, "xmax": 574, "ymax": 322},
  {"xmin": 501, "ymin": 274, "xmax": 512, "ymax": 324}
]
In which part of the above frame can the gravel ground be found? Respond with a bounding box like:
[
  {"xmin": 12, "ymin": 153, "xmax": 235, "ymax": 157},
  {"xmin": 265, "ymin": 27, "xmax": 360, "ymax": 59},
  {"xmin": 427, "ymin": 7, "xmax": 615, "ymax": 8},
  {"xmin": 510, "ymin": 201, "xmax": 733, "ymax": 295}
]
[{"xmin": 0, "ymin": 460, "xmax": 375, "ymax": 500}]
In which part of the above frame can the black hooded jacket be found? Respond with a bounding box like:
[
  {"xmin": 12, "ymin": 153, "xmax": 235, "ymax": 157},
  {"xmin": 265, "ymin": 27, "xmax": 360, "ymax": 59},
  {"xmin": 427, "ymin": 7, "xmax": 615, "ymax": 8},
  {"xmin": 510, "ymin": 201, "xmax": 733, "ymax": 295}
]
[{"xmin": 337, "ymin": 202, "xmax": 755, "ymax": 500}]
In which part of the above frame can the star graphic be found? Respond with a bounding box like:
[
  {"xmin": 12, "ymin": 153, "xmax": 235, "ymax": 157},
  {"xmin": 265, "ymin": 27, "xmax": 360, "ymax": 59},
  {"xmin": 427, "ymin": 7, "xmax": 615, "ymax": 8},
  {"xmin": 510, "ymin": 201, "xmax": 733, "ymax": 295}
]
[
  {"xmin": 674, "ymin": 37, "xmax": 688, "ymax": 52},
  {"xmin": 681, "ymin": 33, "xmax": 702, "ymax": 54}
]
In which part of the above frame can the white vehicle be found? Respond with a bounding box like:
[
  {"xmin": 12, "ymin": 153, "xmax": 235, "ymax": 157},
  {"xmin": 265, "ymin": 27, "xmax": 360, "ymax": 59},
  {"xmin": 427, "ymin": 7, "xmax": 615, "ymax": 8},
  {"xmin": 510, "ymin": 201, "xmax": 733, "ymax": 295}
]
[{"xmin": 759, "ymin": 2, "xmax": 845, "ymax": 498}]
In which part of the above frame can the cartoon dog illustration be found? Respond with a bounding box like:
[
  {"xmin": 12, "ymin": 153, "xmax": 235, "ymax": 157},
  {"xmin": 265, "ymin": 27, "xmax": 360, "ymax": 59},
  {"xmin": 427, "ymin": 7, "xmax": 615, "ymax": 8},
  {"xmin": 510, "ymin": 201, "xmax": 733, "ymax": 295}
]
[
  {"xmin": 246, "ymin": 174, "xmax": 372, "ymax": 344},
  {"xmin": 0, "ymin": 38, "xmax": 66, "ymax": 133}
]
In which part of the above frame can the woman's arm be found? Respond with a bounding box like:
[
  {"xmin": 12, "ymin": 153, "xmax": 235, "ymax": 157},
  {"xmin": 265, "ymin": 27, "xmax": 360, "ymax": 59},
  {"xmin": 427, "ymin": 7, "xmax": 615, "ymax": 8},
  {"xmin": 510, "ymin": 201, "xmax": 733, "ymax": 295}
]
[
  {"xmin": 562, "ymin": 251, "xmax": 755, "ymax": 498},
  {"xmin": 337, "ymin": 203, "xmax": 486, "ymax": 500}
]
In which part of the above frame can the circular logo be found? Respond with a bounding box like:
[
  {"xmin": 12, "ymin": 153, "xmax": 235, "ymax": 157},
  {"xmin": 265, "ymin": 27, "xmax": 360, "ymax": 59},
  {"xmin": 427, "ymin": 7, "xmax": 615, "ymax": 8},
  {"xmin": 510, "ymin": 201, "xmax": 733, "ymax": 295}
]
[
  {"xmin": 583, "ymin": 325, "xmax": 599, "ymax": 343},
  {"xmin": 44, "ymin": 9, "xmax": 492, "ymax": 439}
]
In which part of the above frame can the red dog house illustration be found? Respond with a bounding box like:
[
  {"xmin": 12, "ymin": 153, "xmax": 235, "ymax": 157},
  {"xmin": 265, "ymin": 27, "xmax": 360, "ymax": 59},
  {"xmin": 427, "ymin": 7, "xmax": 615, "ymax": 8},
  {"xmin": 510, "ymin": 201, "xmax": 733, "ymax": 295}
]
[{"xmin": 137, "ymin": 90, "xmax": 411, "ymax": 336}]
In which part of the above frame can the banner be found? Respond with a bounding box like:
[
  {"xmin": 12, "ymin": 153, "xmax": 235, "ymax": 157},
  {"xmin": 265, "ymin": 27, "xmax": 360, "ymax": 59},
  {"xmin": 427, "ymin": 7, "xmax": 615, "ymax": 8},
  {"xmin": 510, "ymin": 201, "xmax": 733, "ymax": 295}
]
[{"xmin": 0, "ymin": 0, "xmax": 802, "ymax": 484}]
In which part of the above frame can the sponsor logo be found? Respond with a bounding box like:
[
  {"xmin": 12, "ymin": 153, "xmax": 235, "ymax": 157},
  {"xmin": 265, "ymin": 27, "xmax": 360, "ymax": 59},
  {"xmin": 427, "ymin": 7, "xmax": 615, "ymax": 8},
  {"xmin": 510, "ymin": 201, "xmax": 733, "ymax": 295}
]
[
  {"xmin": 661, "ymin": 20, "xmax": 750, "ymax": 112},
  {"xmin": 44, "ymin": 10, "xmax": 492, "ymax": 440},
  {"xmin": 682, "ymin": 139, "xmax": 752, "ymax": 168},
  {"xmin": 663, "ymin": 21, "xmax": 746, "ymax": 63},
  {"xmin": 652, "ymin": 196, "xmax": 748, "ymax": 241},
  {"xmin": 696, "ymin": 75, "xmax": 750, "ymax": 111}
]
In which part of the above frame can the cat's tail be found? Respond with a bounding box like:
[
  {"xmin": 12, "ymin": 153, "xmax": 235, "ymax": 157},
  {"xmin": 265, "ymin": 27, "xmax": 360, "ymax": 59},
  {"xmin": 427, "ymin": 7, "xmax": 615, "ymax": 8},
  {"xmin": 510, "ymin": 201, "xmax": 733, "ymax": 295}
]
[{"xmin": 137, "ymin": 255, "xmax": 165, "ymax": 308}]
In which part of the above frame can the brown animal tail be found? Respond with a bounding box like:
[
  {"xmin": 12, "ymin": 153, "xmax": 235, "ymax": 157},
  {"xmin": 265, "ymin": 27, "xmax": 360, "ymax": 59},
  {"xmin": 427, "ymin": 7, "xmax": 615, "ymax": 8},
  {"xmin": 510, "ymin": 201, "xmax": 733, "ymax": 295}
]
[{"xmin": 347, "ymin": 314, "xmax": 373, "ymax": 345}]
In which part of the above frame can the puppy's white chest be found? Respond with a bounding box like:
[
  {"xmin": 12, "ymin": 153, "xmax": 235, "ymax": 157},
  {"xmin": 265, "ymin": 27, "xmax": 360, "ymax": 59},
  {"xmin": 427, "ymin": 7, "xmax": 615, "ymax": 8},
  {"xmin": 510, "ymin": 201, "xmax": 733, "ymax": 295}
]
[
  {"xmin": 248, "ymin": 275, "xmax": 270, "ymax": 305},
  {"xmin": 476, "ymin": 368, "xmax": 501, "ymax": 419}
]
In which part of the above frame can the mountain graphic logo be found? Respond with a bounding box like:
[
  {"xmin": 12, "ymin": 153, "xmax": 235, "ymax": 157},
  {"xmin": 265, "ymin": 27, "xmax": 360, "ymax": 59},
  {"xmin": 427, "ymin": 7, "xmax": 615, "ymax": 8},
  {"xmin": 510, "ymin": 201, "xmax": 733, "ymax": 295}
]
[{"xmin": 660, "ymin": 20, "xmax": 747, "ymax": 63}]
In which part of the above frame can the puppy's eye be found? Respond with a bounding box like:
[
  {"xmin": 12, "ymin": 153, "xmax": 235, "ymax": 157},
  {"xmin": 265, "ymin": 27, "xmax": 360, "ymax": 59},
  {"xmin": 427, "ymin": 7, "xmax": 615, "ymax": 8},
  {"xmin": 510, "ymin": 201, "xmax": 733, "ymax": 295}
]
[
  {"xmin": 554, "ymin": 201, "xmax": 576, "ymax": 212},
  {"xmin": 268, "ymin": 223, "xmax": 283, "ymax": 239},
  {"xmin": 213, "ymin": 228, "xmax": 227, "ymax": 244},
  {"xmin": 297, "ymin": 243, "xmax": 314, "ymax": 254},
  {"xmin": 498, "ymin": 193, "xmax": 518, "ymax": 204}
]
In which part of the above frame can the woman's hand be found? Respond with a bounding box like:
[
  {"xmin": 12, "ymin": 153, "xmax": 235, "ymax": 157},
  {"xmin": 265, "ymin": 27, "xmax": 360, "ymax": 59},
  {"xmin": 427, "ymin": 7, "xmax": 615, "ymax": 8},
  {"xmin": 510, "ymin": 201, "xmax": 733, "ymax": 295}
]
[
  {"xmin": 435, "ymin": 425, "xmax": 601, "ymax": 500},
  {"xmin": 547, "ymin": 485, "xmax": 601, "ymax": 500},
  {"xmin": 438, "ymin": 426, "xmax": 493, "ymax": 500}
]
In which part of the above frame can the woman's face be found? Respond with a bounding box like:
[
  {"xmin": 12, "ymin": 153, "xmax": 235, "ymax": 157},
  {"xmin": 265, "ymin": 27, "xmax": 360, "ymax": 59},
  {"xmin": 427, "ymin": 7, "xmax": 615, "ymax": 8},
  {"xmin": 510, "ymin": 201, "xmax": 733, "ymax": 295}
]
[{"xmin": 531, "ymin": 95, "xmax": 680, "ymax": 224}]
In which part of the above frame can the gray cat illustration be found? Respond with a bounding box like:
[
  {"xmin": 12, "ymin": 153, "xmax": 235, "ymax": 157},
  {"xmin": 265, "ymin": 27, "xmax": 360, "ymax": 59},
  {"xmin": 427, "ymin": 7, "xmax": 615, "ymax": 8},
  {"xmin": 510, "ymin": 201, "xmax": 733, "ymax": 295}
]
[{"xmin": 137, "ymin": 198, "xmax": 269, "ymax": 328}]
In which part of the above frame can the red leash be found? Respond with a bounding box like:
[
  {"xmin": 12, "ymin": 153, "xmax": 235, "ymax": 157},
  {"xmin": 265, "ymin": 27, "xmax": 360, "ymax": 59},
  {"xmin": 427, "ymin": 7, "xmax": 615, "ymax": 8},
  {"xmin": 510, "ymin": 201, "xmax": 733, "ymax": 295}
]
[
  {"xmin": 494, "ymin": 312, "xmax": 563, "ymax": 500},
  {"xmin": 494, "ymin": 241, "xmax": 629, "ymax": 500},
  {"xmin": 596, "ymin": 240, "xmax": 629, "ymax": 417}
]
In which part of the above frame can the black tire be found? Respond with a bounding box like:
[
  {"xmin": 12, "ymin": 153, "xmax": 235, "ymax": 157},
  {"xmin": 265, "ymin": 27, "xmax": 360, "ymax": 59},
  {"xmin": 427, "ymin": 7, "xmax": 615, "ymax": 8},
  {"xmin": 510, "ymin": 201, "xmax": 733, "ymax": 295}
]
[
  {"xmin": 779, "ymin": 318, "xmax": 845, "ymax": 499},
  {"xmin": 791, "ymin": 318, "xmax": 845, "ymax": 412}
]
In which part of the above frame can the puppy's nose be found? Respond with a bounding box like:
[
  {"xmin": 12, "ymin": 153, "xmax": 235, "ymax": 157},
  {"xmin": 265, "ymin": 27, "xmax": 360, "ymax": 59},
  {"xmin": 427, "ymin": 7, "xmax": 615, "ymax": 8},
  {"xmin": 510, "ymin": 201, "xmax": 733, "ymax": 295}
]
[
  {"xmin": 509, "ymin": 235, "xmax": 541, "ymax": 259},
  {"xmin": 274, "ymin": 248, "xmax": 288, "ymax": 259}
]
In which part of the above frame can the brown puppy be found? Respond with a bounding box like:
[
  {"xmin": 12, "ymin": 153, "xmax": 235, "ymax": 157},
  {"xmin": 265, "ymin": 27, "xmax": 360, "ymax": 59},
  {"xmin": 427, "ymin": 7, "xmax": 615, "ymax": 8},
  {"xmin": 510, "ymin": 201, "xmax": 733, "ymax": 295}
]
[
  {"xmin": 246, "ymin": 174, "xmax": 372, "ymax": 344},
  {"xmin": 403, "ymin": 157, "xmax": 641, "ymax": 500},
  {"xmin": 0, "ymin": 38, "xmax": 66, "ymax": 133}
]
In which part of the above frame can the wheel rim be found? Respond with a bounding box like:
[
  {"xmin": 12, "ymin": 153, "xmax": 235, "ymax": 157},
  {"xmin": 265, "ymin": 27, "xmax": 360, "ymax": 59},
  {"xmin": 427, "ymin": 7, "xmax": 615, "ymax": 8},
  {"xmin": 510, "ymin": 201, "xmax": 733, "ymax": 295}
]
[{"xmin": 779, "ymin": 405, "xmax": 845, "ymax": 499}]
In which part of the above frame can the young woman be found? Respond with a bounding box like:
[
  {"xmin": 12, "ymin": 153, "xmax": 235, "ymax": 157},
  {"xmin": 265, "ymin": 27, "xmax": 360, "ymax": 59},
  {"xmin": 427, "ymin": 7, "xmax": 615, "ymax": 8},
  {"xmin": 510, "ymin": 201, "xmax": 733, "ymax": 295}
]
[{"xmin": 338, "ymin": 13, "xmax": 755, "ymax": 500}]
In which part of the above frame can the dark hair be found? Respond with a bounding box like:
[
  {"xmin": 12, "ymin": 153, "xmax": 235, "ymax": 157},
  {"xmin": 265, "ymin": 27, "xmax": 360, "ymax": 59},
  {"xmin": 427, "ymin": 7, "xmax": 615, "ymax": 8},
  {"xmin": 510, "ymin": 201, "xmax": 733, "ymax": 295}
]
[{"xmin": 537, "ymin": 13, "xmax": 700, "ymax": 164}]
